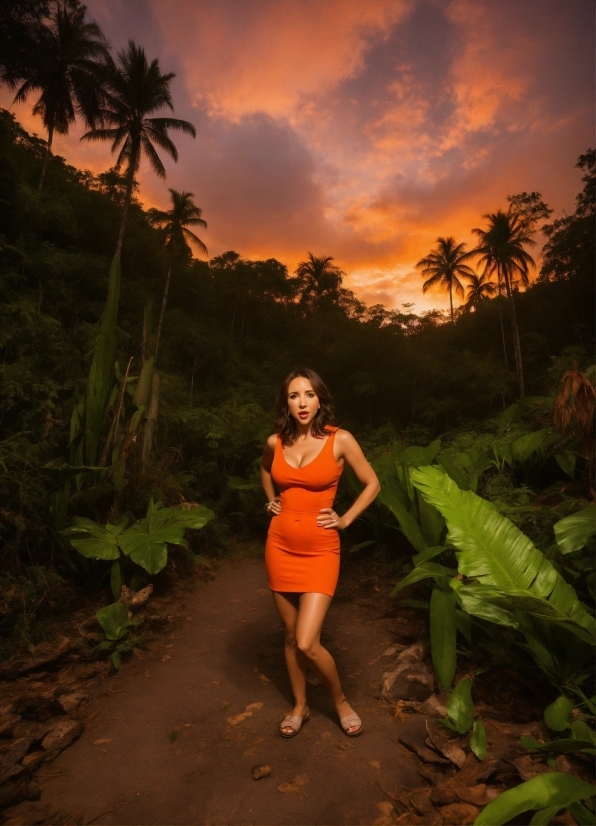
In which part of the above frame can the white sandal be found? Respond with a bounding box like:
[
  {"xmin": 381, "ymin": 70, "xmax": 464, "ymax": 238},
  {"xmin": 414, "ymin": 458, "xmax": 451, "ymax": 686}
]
[
  {"xmin": 279, "ymin": 707, "xmax": 310, "ymax": 738},
  {"xmin": 340, "ymin": 711, "xmax": 363, "ymax": 737}
]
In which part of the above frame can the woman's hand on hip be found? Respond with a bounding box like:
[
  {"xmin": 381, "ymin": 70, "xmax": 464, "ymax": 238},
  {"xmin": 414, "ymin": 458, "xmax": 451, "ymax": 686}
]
[
  {"xmin": 317, "ymin": 508, "xmax": 346, "ymax": 530},
  {"xmin": 266, "ymin": 497, "xmax": 281, "ymax": 516}
]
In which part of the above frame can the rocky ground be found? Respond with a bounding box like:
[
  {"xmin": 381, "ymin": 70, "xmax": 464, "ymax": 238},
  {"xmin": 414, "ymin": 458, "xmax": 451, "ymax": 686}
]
[{"xmin": 0, "ymin": 553, "xmax": 593, "ymax": 825}]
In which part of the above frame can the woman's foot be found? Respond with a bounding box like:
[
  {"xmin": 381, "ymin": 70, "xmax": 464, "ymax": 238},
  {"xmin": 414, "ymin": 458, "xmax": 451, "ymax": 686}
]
[
  {"xmin": 335, "ymin": 696, "xmax": 363, "ymax": 736},
  {"xmin": 279, "ymin": 703, "xmax": 310, "ymax": 738}
]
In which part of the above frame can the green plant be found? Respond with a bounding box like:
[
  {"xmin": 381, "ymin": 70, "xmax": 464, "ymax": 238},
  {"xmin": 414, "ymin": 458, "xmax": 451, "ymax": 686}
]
[
  {"xmin": 474, "ymin": 772, "xmax": 596, "ymax": 826},
  {"xmin": 411, "ymin": 466, "xmax": 595, "ymax": 644},
  {"xmin": 61, "ymin": 499, "xmax": 214, "ymax": 597},
  {"xmin": 435, "ymin": 676, "xmax": 487, "ymax": 760},
  {"xmin": 520, "ymin": 695, "xmax": 596, "ymax": 757},
  {"xmin": 94, "ymin": 599, "xmax": 142, "ymax": 670}
]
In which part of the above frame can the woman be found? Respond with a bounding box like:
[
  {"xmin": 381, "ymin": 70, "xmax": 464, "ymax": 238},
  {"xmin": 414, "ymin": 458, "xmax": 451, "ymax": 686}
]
[{"xmin": 261, "ymin": 367, "xmax": 380, "ymax": 738}]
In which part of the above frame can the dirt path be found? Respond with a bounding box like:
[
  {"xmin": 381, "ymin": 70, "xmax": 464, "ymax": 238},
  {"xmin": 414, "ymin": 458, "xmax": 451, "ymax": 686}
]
[{"xmin": 24, "ymin": 557, "xmax": 420, "ymax": 825}]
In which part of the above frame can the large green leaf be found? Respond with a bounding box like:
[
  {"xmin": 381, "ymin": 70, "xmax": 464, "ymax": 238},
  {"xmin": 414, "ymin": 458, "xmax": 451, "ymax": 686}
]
[
  {"xmin": 85, "ymin": 255, "xmax": 121, "ymax": 465},
  {"xmin": 119, "ymin": 519, "xmax": 186, "ymax": 575},
  {"xmin": 60, "ymin": 517, "xmax": 126, "ymax": 560},
  {"xmin": 458, "ymin": 448, "xmax": 491, "ymax": 492},
  {"xmin": 394, "ymin": 439, "xmax": 441, "ymax": 468},
  {"xmin": 412, "ymin": 545, "xmax": 445, "ymax": 566},
  {"xmin": 411, "ymin": 466, "xmax": 596, "ymax": 644},
  {"xmin": 96, "ymin": 600, "xmax": 129, "ymax": 641},
  {"xmin": 470, "ymin": 719, "xmax": 487, "ymax": 760},
  {"xmin": 430, "ymin": 578, "xmax": 456, "ymax": 690},
  {"xmin": 512, "ymin": 429, "xmax": 549, "ymax": 464},
  {"xmin": 544, "ymin": 696, "xmax": 573, "ymax": 732},
  {"xmin": 554, "ymin": 506, "xmax": 596, "ymax": 555},
  {"xmin": 416, "ymin": 488, "xmax": 445, "ymax": 547},
  {"xmin": 451, "ymin": 579, "xmax": 519, "ymax": 627},
  {"xmin": 379, "ymin": 493, "xmax": 428, "ymax": 553},
  {"xmin": 390, "ymin": 562, "xmax": 456, "ymax": 596},
  {"xmin": 159, "ymin": 504, "xmax": 215, "ymax": 529},
  {"xmin": 443, "ymin": 676, "xmax": 474, "ymax": 734},
  {"xmin": 474, "ymin": 772, "xmax": 596, "ymax": 826}
]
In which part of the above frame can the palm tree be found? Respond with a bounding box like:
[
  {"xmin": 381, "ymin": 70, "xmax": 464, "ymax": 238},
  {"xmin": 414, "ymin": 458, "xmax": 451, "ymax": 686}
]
[
  {"xmin": 148, "ymin": 189, "xmax": 207, "ymax": 362},
  {"xmin": 416, "ymin": 237, "xmax": 475, "ymax": 323},
  {"xmin": 464, "ymin": 272, "xmax": 496, "ymax": 312},
  {"xmin": 81, "ymin": 41, "xmax": 196, "ymax": 259},
  {"xmin": 472, "ymin": 210, "xmax": 535, "ymax": 398},
  {"xmin": 294, "ymin": 253, "xmax": 342, "ymax": 310},
  {"xmin": 10, "ymin": 1, "xmax": 110, "ymax": 191}
]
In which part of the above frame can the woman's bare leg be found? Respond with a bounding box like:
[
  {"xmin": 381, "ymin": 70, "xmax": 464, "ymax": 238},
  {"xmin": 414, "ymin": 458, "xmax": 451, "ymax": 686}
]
[
  {"xmin": 272, "ymin": 592, "xmax": 309, "ymax": 733},
  {"xmin": 295, "ymin": 592, "xmax": 360, "ymax": 733}
]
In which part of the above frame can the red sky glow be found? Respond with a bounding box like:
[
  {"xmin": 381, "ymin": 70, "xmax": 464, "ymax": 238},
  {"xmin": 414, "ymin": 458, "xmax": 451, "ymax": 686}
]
[{"xmin": 2, "ymin": 0, "xmax": 593, "ymax": 311}]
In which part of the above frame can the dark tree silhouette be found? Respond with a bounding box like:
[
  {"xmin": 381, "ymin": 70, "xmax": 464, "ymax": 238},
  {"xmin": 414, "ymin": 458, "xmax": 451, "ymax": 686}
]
[
  {"xmin": 416, "ymin": 237, "xmax": 475, "ymax": 323},
  {"xmin": 10, "ymin": 1, "xmax": 110, "ymax": 191},
  {"xmin": 81, "ymin": 41, "xmax": 196, "ymax": 258},
  {"xmin": 148, "ymin": 189, "xmax": 208, "ymax": 362},
  {"xmin": 464, "ymin": 272, "xmax": 496, "ymax": 312},
  {"xmin": 472, "ymin": 211, "xmax": 535, "ymax": 398}
]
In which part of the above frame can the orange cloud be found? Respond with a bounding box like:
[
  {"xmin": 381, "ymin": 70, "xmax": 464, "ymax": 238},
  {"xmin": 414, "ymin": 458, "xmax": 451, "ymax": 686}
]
[{"xmin": 2, "ymin": 0, "xmax": 591, "ymax": 314}]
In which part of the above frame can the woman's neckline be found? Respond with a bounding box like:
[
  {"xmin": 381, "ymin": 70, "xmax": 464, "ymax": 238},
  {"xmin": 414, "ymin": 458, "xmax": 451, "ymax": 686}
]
[{"xmin": 280, "ymin": 431, "xmax": 333, "ymax": 470}]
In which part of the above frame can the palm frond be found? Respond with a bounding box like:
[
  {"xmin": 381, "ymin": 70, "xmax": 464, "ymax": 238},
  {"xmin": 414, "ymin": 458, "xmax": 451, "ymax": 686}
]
[{"xmin": 411, "ymin": 466, "xmax": 595, "ymax": 644}]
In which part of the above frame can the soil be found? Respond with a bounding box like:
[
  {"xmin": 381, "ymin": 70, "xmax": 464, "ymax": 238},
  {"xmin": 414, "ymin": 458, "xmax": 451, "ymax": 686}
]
[{"xmin": 0, "ymin": 554, "xmax": 593, "ymax": 825}]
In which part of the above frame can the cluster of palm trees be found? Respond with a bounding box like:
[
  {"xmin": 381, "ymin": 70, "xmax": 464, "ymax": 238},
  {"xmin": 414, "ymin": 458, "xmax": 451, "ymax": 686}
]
[
  {"xmin": 416, "ymin": 211, "xmax": 535, "ymax": 398},
  {"xmin": 3, "ymin": 0, "xmax": 208, "ymax": 316},
  {"xmin": 1, "ymin": 0, "xmax": 209, "ymax": 462}
]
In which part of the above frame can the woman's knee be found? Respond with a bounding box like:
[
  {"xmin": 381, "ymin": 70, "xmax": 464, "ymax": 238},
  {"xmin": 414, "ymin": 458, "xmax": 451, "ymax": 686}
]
[
  {"xmin": 284, "ymin": 630, "xmax": 298, "ymax": 649},
  {"xmin": 296, "ymin": 636, "xmax": 320, "ymax": 658}
]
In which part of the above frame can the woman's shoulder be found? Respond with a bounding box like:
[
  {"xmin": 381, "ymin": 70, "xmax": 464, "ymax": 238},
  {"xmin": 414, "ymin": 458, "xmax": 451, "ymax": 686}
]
[
  {"xmin": 265, "ymin": 433, "xmax": 279, "ymax": 450},
  {"xmin": 332, "ymin": 427, "xmax": 357, "ymax": 446}
]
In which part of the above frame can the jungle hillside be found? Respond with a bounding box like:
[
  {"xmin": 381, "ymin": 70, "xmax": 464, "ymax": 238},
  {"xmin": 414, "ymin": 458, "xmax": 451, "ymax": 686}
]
[{"xmin": 0, "ymin": 2, "xmax": 595, "ymax": 825}]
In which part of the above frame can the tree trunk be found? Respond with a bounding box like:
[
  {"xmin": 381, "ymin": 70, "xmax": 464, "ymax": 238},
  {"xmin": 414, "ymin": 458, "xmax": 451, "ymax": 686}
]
[
  {"xmin": 449, "ymin": 284, "xmax": 454, "ymax": 324},
  {"xmin": 114, "ymin": 148, "xmax": 138, "ymax": 259},
  {"xmin": 142, "ymin": 371, "xmax": 160, "ymax": 465},
  {"xmin": 38, "ymin": 123, "xmax": 54, "ymax": 192},
  {"xmin": 496, "ymin": 271, "xmax": 509, "ymax": 372},
  {"xmin": 154, "ymin": 259, "xmax": 172, "ymax": 366},
  {"xmin": 502, "ymin": 268, "xmax": 524, "ymax": 398}
]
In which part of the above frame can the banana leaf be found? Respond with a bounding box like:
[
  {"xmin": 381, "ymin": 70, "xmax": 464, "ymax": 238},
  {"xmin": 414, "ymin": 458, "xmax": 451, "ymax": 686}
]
[
  {"xmin": 85, "ymin": 255, "xmax": 121, "ymax": 466},
  {"xmin": 390, "ymin": 562, "xmax": 457, "ymax": 596},
  {"xmin": 438, "ymin": 457, "xmax": 470, "ymax": 491},
  {"xmin": 417, "ymin": 488, "xmax": 445, "ymax": 547},
  {"xmin": 411, "ymin": 466, "xmax": 596, "ymax": 644},
  {"xmin": 133, "ymin": 356, "xmax": 154, "ymax": 407},
  {"xmin": 393, "ymin": 439, "xmax": 441, "ymax": 468},
  {"xmin": 554, "ymin": 506, "xmax": 596, "ymax": 555},
  {"xmin": 39, "ymin": 463, "xmax": 103, "ymax": 494},
  {"xmin": 378, "ymin": 491, "xmax": 427, "ymax": 553},
  {"xmin": 430, "ymin": 577, "xmax": 456, "ymax": 689},
  {"xmin": 412, "ymin": 545, "xmax": 445, "ymax": 566},
  {"xmin": 474, "ymin": 772, "xmax": 596, "ymax": 826}
]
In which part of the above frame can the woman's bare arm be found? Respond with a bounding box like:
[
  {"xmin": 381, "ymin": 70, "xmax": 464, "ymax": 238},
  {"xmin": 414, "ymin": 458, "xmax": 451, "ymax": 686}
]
[
  {"xmin": 319, "ymin": 430, "xmax": 380, "ymax": 529},
  {"xmin": 260, "ymin": 434, "xmax": 281, "ymax": 514}
]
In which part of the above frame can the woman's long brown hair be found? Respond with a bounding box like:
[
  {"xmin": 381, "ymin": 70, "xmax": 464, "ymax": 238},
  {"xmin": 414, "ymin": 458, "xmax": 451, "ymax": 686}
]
[{"xmin": 275, "ymin": 367, "xmax": 337, "ymax": 445}]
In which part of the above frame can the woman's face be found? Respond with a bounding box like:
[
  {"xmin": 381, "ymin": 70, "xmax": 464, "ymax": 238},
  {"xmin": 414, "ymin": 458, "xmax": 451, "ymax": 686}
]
[{"xmin": 287, "ymin": 377, "xmax": 319, "ymax": 427}]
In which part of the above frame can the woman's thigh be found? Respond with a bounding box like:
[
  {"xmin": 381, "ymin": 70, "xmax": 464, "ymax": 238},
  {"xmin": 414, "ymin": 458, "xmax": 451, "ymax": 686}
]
[
  {"xmin": 296, "ymin": 592, "xmax": 332, "ymax": 649},
  {"xmin": 272, "ymin": 591, "xmax": 300, "ymax": 637}
]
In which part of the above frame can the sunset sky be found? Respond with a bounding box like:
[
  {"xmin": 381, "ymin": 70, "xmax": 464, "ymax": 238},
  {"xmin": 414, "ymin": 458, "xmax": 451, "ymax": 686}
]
[{"xmin": 2, "ymin": 0, "xmax": 594, "ymax": 310}]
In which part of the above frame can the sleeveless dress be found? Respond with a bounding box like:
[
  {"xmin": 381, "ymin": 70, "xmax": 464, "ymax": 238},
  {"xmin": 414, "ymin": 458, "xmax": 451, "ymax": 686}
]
[{"xmin": 265, "ymin": 427, "xmax": 344, "ymax": 597}]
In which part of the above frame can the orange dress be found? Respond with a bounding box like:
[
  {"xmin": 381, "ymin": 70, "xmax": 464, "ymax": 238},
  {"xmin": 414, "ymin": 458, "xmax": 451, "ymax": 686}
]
[{"xmin": 265, "ymin": 427, "xmax": 343, "ymax": 597}]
